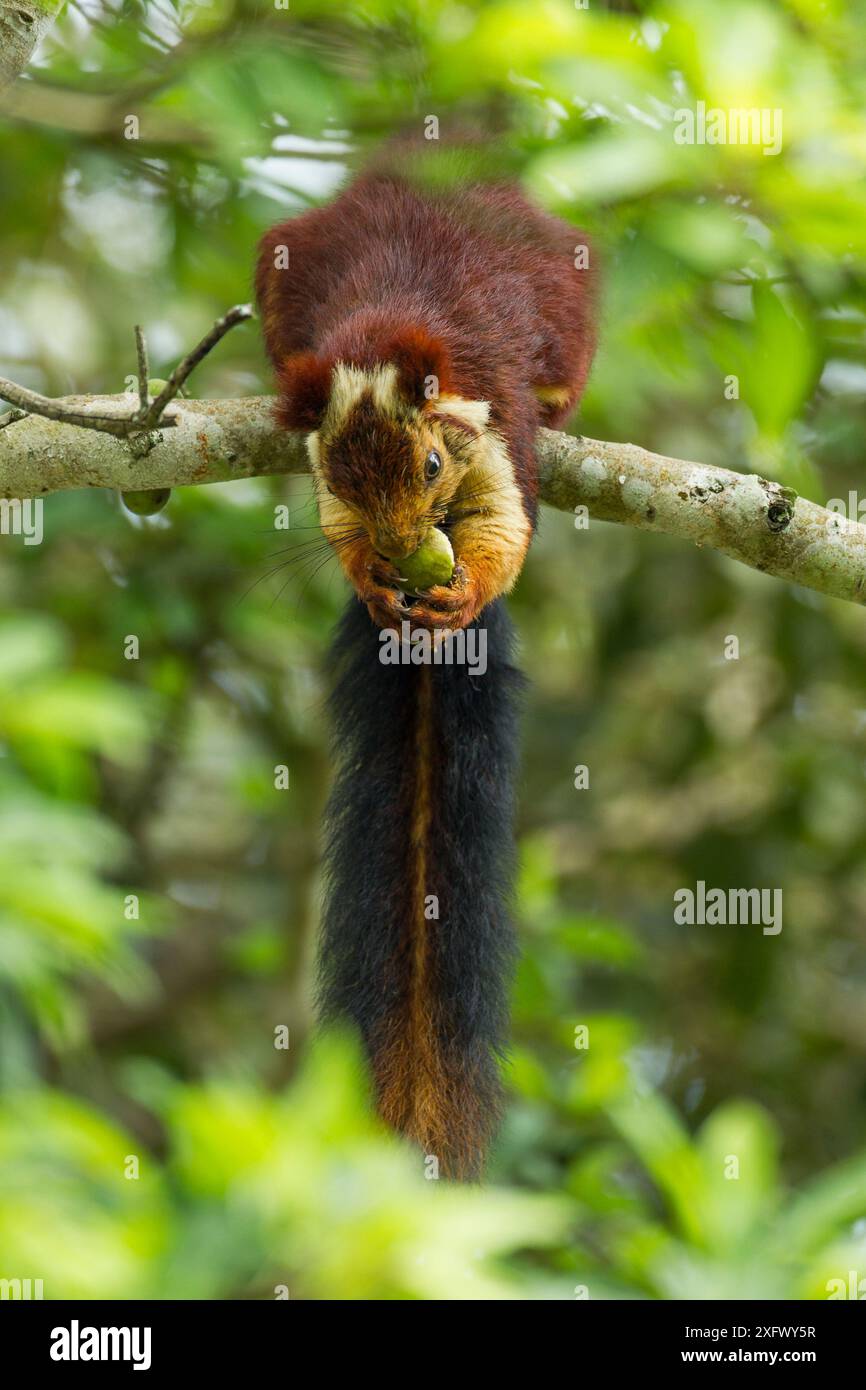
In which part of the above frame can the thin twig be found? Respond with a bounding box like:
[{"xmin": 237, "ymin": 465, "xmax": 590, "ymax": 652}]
[
  {"xmin": 134, "ymin": 325, "xmax": 150, "ymax": 413},
  {"xmin": 138, "ymin": 304, "xmax": 254, "ymax": 431},
  {"xmin": 0, "ymin": 379, "xmax": 148, "ymax": 437},
  {"xmin": 0, "ymin": 303, "xmax": 254, "ymax": 442}
]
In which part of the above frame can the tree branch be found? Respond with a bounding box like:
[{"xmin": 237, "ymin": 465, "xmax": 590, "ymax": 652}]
[
  {"xmin": 1, "ymin": 393, "xmax": 863, "ymax": 606},
  {"xmin": 0, "ymin": 76, "xmax": 213, "ymax": 144},
  {"xmin": 0, "ymin": 1, "xmax": 65, "ymax": 90},
  {"xmin": 0, "ymin": 305, "xmax": 252, "ymax": 444}
]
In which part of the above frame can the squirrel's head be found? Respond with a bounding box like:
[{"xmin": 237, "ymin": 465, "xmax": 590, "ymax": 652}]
[{"xmin": 276, "ymin": 325, "xmax": 488, "ymax": 563}]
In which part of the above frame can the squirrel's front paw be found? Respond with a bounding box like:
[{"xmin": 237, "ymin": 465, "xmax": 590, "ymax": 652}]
[
  {"xmin": 407, "ymin": 565, "xmax": 481, "ymax": 632},
  {"xmin": 361, "ymin": 557, "xmax": 411, "ymax": 628}
]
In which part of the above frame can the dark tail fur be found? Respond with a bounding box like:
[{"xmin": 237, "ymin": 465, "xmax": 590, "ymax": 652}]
[{"xmin": 318, "ymin": 597, "xmax": 524, "ymax": 1179}]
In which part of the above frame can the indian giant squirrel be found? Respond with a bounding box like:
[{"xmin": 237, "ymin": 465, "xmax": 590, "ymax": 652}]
[{"xmin": 256, "ymin": 142, "xmax": 597, "ymax": 1178}]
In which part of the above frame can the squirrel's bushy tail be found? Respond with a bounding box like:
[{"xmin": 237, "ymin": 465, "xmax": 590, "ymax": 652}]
[{"xmin": 318, "ymin": 598, "xmax": 523, "ymax": 1179}]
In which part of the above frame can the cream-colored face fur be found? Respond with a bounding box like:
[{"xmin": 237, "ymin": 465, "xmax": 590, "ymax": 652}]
[{"xmin": 307, "ymin": 368, "xmax": 531, "ymax": 596}]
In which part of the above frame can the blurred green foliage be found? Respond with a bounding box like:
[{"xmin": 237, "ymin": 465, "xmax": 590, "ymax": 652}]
[{"xmin": 1, "ymin": 0, "xmax": 866, "ymax": 1299}]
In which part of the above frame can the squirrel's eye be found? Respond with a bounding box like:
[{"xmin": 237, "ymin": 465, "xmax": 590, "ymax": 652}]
[{"xmin": 424, "ymin": 449, "xmax": 443, "ymax": 481}]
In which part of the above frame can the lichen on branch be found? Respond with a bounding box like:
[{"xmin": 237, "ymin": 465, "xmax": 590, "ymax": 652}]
[{"xmin": 0, "ymin": 0, "xmax": 65, "ymax": 91}]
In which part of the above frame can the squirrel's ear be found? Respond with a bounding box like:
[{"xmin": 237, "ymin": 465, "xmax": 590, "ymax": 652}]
[
  {"xmin": 276, "ymin": 352, "xmax": 334, "ymax": 431},
  {"xmin": 385, "ymin": 327, "xmax": 453, "ymax": 408}
]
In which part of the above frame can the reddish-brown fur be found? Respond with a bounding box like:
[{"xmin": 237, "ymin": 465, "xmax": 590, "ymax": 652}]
[{"xmin": 256, "ymin": 158, "xmax": 597, "ymax": 524}]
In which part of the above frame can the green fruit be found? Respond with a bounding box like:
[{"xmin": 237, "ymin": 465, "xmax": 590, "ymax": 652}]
[
  {"xmin": 121, "ymin": 488, "xmax": 172, "ymax": 516},
  {"xmin": 397, "ymin": 527, "xmax": 455, "ymax": 592}
]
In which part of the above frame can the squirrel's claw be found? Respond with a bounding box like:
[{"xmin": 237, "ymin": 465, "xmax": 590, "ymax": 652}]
[
  {"xmin": 367, "ymin": 555, "xmax": 401, "ymax": 586},
  {"xmin": 356, "ymin": 554, "xmax": 411, "ymax": 627},
  {"xmin": 363, "ymin": 583, "xmax": 410, "ymax": 628}
]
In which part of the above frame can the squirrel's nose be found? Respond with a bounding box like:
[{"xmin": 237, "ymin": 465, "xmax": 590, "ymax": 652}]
[{"xmin": 374, "ymin": 531, "xmax": 416, "ymax": 563}]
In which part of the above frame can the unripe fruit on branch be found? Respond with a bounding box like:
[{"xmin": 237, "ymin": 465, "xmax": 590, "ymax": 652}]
[{"xmin": 121, "ymin": 488, "xmax": 172, "ymax": 515}]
